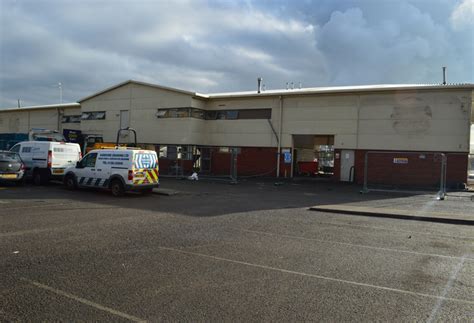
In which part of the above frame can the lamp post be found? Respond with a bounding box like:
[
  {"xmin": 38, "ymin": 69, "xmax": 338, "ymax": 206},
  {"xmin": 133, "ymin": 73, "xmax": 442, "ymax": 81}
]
[{"xmin": 58, "ymin": 82, "xmax": 63, "ymax": 104}]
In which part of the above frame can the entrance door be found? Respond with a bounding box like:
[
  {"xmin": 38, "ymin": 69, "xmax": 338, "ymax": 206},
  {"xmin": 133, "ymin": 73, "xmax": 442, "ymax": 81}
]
[
  {"xmin": 340, "ymin": 150, "xmax": 355, "ymax": 182},
  {"xmin": 120, "ymin": 110, "xmax": 129, "ymax": 129}
]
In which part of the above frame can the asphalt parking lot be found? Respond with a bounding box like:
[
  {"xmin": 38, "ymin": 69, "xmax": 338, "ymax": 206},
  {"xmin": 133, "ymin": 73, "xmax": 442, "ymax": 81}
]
[{"xmin": 1, "ymin": 179, "xmax": 473, "ymax": 322}]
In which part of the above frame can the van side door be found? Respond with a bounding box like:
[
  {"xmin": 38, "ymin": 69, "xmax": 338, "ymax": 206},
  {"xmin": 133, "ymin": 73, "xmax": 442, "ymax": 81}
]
[
  {"xmin": 75, "ymin": 152, "xmax": 98, "ymax": 186},
  {"xmin": 20, "ymin": 145, "xmax": 34, "ymax": 171},
  {"xmin": 32, "ymin": 143, "xmax": 47, "ymax": 169}
]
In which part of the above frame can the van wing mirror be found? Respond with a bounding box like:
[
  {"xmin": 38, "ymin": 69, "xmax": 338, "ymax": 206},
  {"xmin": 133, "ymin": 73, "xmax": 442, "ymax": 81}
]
[{"xmin": 76, "ymin": 161, "xmax": 82, "ymax": 168}]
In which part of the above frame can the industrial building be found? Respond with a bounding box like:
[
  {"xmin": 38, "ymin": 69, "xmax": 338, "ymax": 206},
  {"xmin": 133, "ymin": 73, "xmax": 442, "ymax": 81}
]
[{"xmin": 1, "ymin": 80, "xmax": 473, "ymax": 188}]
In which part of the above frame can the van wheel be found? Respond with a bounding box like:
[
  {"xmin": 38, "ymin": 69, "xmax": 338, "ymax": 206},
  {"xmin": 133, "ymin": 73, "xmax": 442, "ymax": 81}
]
[
  {"xmin": 33, "ymin": 171, "xmax": 42, "ymax": 186},
  {"xmin": 110, "ymin": 179, "xmax": 125, "ymax": 197},
  {"xmin": 34, "ymin": 170, "xmax": 50, "ymax": 185},
  {"xmin": 64, "ymin": 174, "xmax": 77, "ymax": 190}
]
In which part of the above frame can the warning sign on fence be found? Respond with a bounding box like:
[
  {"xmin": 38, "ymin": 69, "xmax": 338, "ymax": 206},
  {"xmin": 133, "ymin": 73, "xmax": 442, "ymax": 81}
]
[{"xmin": 393, "ymin": 157, "xmax": 408, "ymax": 164}]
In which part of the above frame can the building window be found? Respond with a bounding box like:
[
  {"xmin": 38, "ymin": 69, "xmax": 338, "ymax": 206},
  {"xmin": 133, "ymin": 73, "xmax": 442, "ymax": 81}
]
[
  {"xmin": 157, "ymin": 108, "xmax": 271, "ymax": 120},
  {"xmin": 157, "ymin": 108, "xmax": 191, "ymax": 118},
  {"xmin": 81, "ymin": 111, "xmax": 106, "ymax": 120},
  {"xmin": 207, "ymin": 109, "xmax": 271, "ymax": 120},
  {"xmin": 158, "ymin": 145, "xmax": 193, "ymax": 160},
  {"xmin": 156, "ymin": 107, "xmax": 207, "ymax": 119},
  {"xmin": 191, "ymin": 108, "xmax": 205, "ymax": 119},
  {"xmin": 238, "ymin": 109, "xmax": 272, "ymax": 119},
  {"xmin": 61, "ymin": 115, "xmax": 81, "ymax": 123}
]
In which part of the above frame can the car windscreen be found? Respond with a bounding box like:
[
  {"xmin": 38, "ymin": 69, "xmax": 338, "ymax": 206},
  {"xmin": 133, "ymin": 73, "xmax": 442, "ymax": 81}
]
[{"xmin": 0, "ymin": 152, "xmax": 21, "ymax": 162}]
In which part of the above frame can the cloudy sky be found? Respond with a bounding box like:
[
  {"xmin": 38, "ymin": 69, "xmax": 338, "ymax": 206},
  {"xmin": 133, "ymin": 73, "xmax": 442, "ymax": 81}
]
[{"xmin": 0, "ymin": 0, "xmax": 473, "ymax": 108}]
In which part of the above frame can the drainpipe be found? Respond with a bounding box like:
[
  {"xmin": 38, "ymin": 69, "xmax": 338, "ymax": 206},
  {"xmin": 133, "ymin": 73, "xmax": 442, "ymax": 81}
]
[
  {"xmin": 276, "ymin": 95, "xmax": 283, "ymax": 177},
  {"xmin": 56, "ymin": 108, "xmax": 61, "ymax": 132}
]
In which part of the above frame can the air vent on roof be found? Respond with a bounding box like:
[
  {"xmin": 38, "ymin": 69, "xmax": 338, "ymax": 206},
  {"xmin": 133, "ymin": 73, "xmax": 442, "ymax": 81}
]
[{"xmin": 257, "ymin": 77, "xmax": 263, "ymax": 94}]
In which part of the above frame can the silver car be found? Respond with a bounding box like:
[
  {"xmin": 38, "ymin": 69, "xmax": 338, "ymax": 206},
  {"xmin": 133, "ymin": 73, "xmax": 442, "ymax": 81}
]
[{"xmin": 0, "ymin": 150, "xmax": 25, "ymax": 185}]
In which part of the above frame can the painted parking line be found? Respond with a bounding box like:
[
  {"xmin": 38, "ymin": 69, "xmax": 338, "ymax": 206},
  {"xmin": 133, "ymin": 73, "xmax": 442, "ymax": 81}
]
[
  {"xmin": 239, "ymin": 228, "xmax": 474, "ymax": 261},
  {"xmin": 427, "ymin": 255, "xmax": 468, "ymax": 323},
  {"xmin": 21, "ymin": 278, "xmax": 146, "ymax": 323},
  {"xmin": 157, "ymin": 246, "xmax": 474, "ymax": 306}
]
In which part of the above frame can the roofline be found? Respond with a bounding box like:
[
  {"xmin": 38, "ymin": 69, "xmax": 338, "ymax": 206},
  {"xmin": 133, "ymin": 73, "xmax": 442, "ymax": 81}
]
[
  {"xmin": 205, "ymin": 83, "xmax": 474, "ymax": 99},
  {"xmin": 0, "ymin": 102, "xmax": 80, "ymax": 112},
  {"xmin": 78, "ymin": 80, "xmax": 206, "ymax": 102}
]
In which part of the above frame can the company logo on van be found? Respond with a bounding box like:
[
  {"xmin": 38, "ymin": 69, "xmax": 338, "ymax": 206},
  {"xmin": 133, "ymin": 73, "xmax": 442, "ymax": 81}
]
[{"xmin": 134, "ymin": 153, "xmax": 157, "ymax": 169}]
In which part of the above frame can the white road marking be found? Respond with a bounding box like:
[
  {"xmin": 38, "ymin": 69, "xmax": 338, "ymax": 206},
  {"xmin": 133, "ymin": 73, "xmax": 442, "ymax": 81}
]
[
  {"xmin": 427, "ymin": 255, "xmax": 468, "ymax": 323},
  {"xmin": 21, "ymin": 278, "xmax": 146, "ymax": 322},
  {"xmin": 240, "ymin": 228, "xmax": 474, "ymax": 261},
  {"xmin": 158, "ymin": 246, "xmax": 474, "ymax": 306}
]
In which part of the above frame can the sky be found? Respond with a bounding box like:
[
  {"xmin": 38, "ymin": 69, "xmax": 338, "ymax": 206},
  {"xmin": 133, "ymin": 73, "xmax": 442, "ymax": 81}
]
[{"xmin": 0, "ymin": 0, "xmax": 473, "ymax": 108}]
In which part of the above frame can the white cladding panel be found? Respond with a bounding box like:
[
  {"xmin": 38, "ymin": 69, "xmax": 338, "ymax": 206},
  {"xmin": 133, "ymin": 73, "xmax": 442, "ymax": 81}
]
[
  {"xmin": 0, "ymin": 107, "xmax": 81, "ymax": 133},
  {"xmin": 356, "ymin": 90, "xmax": 471, "ymax": 151},
  {"xmin": 78, "ymin": 84, "xmax": 472, "ymax": 151},
  {"xmin": 80, "ymin": 83, "xmax": 199, "ymax": 142}
]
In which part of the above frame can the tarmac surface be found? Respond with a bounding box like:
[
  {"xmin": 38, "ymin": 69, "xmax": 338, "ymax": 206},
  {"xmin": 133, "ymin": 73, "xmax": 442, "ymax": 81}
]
[{"xmin": 1, "ymin": 178, "xmax": 473, "ymax": 321}]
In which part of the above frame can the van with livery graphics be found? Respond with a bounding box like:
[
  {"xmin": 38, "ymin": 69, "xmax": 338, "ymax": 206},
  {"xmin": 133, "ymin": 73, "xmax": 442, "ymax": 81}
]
[{"xmin": 63, "ymin": 148, "xmax": 159, "ymax": 196}]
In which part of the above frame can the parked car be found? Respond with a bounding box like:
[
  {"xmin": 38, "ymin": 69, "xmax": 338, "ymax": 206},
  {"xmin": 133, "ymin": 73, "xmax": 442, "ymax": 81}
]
[
  {"xmin": 0, "ymin": 150, "xmax": 25, "ymax": 185},
  {"xmin": 10, "ymin": 141, "xmax": 82, "ymax": 185},
  {"xmin": 64, "ymin": 148, "xmax": 159, "ymax": 196}
]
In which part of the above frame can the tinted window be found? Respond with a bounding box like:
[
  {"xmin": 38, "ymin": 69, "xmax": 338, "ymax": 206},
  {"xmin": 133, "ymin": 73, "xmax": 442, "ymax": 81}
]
[
  {"xmin": 238, "ymin": 109, "xmax": 271, "ymax": 119},
  {"xmin": 81, "ymin": 153, "xmax": 98, "ymax": 168},
  {"xmin": 81, "ymin": 112, "xmax": 106, "ymax": 120}
]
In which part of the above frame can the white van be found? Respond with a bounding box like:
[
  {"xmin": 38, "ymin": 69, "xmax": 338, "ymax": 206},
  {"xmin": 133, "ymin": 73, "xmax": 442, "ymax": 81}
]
[
  {"xmin": 63, "ymin": 148, "xmax": 159, "ymax": 196},
  {"xmin": 10, "ymin": 141, "xmax": 82, "ymax": 185}
]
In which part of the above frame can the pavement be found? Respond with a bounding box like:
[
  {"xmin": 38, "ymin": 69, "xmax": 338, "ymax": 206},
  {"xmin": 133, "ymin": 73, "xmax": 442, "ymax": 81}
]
[
  {"xmin": 1, "ymin": 178, "xmax": 473, "ymax": 321},
  {"xmin": 309, "ymin": 189, "xmax": 474, "ymax": 225}
]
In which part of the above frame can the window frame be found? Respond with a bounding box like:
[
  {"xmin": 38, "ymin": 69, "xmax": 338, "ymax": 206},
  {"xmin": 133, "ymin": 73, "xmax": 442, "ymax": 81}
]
[{"xmin": 81, "ymin": 111, "xmax": 106, "ymax": 120}]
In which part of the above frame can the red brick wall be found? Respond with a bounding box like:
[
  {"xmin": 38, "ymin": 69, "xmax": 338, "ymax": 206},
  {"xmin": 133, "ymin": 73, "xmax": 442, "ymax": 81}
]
[
  {"xmin": 209, "ymin": 149, "xmax": 231, "ymax": 176},
  {"xmin": 210, "ymin": 147, "xmax": 291, "ymax": 177},
  {"xmin": 349, "ymin": 150, "xmax": 467, "ymax": 188}
]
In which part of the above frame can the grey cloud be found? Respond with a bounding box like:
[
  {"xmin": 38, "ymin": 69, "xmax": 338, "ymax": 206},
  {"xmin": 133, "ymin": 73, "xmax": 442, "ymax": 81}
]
[{"xmin": 0, "ymin": 0, "xmax": 472, "ymax": 108}]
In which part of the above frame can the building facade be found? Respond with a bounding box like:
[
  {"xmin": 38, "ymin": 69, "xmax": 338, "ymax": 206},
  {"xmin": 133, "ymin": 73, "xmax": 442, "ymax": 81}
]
[{"xmin": 1, "ymin": 80, "xmax": 473, "ymax": 187}]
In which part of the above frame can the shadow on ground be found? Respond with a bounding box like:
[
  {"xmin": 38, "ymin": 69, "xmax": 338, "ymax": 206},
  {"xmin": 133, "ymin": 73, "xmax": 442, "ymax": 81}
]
[{"xmin": 0, "ymin": 177, "xmax": 447, "ymax": 218}]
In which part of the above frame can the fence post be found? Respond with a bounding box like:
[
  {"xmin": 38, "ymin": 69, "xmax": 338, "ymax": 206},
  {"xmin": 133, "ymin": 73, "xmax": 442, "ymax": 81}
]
[
  {"xmin": 436, "ymin": 154, "xmax": 446, "ymax": 200},
  {"xmin": 230, "ymin": 148, "xmax": 238, "ymax": 184},
  {"xmin": 360, "ymin": 152, "xmax": 369, "ymax": 193}
]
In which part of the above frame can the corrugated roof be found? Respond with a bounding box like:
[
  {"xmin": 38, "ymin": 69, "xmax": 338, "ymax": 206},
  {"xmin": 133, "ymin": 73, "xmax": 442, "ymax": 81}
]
[
  {"xmin": 203, "ymin": 83, "xmax": 474, "ymax": 99},
  {"xmin": 1, "ymin": 102, "xmax": 80, "ymax": 112},
  {"xmin": 3, "ymin": 81, "xmax": 473, "ymax": 110}
]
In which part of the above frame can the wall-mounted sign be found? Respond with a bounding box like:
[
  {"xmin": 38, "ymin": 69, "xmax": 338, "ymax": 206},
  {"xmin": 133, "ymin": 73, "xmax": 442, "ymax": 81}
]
[
  {"xmin": 393, "ymin": 157, "xmax": 408, "ymax": 164},
  {"xmin": 284, "ymin": 151, "xmax": 292, "ymax": 164}
]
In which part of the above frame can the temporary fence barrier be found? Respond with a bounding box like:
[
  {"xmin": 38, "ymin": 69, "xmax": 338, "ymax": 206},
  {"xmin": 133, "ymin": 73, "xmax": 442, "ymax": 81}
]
[{"xmin": 360, "ymin": 151, "xmax": 447, "ymax": 200}]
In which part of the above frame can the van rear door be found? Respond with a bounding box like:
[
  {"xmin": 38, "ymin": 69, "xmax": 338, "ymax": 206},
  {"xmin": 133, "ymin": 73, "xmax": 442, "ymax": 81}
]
[
  {"xmin": 132, "ymin": 151, "xmax": 159, "ymax": 185},
  {"xmin": 51, "ymin": 143, "xmax": 81, "ymax": 175}
]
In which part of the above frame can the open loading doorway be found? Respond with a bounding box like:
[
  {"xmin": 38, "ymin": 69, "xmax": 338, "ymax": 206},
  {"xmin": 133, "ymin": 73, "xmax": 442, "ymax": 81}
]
[{"xmin": 292, "ymin": 135, "xmax": 334, "ymax": 178}]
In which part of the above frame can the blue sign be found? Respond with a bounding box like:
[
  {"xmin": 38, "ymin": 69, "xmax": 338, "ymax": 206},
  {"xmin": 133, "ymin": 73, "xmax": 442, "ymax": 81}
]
[
  {"xmin": 63, "ymin": 129, "xmax": 82, "ymax": 143},
  {"xmin": 284, "ymin": 151, "xmax": 292, "ymax": 164}
]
